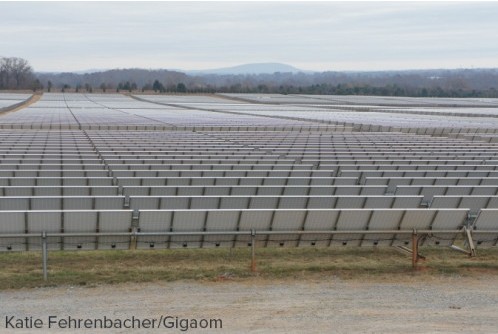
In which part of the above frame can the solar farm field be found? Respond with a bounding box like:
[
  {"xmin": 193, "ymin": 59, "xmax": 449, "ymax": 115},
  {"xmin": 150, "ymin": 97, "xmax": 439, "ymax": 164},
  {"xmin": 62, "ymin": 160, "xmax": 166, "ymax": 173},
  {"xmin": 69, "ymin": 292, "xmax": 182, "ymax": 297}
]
[{"xmin": 1, "ymin": 92, "xmax": 498, "ymax": 266}]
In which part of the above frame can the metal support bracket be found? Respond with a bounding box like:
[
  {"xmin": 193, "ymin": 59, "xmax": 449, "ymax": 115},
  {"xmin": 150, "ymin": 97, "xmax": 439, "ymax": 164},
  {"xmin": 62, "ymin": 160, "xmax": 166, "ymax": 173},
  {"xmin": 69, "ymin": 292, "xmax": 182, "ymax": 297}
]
[
  {"xmin": 465, "ymin": 227, "xmax": 477, "ymax": 257},
  {"xmin": 449, "ymin": 228, "xmax": 477, "ymax": 257},
  {"xmin": 393, "ymin": 245, "xmax": 413, "ymax": 255}
]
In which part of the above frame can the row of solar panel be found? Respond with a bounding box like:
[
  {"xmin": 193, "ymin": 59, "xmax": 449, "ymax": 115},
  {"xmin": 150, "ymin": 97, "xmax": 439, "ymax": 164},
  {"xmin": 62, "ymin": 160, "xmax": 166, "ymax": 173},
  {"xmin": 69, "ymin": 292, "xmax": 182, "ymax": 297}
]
[
  {"xmin": 343, "ymin": 170, "xmax": 498, "ymax": 180},
  {"xmin": 2, "ymin": 137, "xmax": 484, "ymax": 145},
  {"xmin": 395, "ymin": 186, "xmax": 498, "ymax": 200},
  {"xmin": 110, "ymin": 164, "xmax": 315, "ymax": 171},
  {"xmin": 2, "ymin": 194, "xmax": 498, "ymax": 212},
  {"xmin": 3, "ymin": 184, "xmax": 498, "ymax": 197},
  {"xmin": 72, "ymin": 141, "xmax": 498, "ymax": 147},
  {"xmin": 0, "ymin": 170, "xmax": 110, "ymax": 177},
  {"xmin": 3, "ymin": 154, "xmax": 496, "ymax": 161},
  {"xmin": 313, "ymin": 159, "xmax": 498, "ymax": 165},
  {"xmin": 103, "ymin": 158, "xmax": 498, "ymax": 165},
  {"xmin": 0, "ymin": 195, "xmax": 422, "ymax": 210},
  {"xmin": 90, "ymin": 139, "xmax": 496, "ymax": 145},
  {"xmin": 0, "ymin": 169, "xmax": 332, "ymax": 178},
  {"xmin": 108, "ymin": 156, "xmax": 482, "ymax": 162},
  {"xmin": 3, "ymin": 208, "xmax": 497, "ymax": 252},
  {"xmin": 0, "ymin": 178, "xmax": 114, "ymax": 186},
  {"xmin": 0, "ymin": 209, "xmax": 470, "ymax": 250},
  {"xmin": 0, "ymin": 164, "xmax": 106, "ymax": 170},
  {"xmin": 5, "ymin": 162, "xmax": 498, "ymax": 173},
  {"xmin": 115, "ymin": 177, "xmax": 357, "ymax": 186},
  {"xmin": 104, "ymin": 161, "xmax": 498, "ymax": 172},
  {"xmin": 287, "ymin": 155, "xmax": 498, "ymax": 160},
  {"xmin": 0, "ymin": 176, "xmax": 355, "ymax": 187},
  {"xmin": 108, "ymin": 163, "xmax": 316, "ymax": 170},
  {"xmin": 0, "ymin": 185, "xmax": 388, "ymax": 197},
  {"xmin": 363, "ymin": 177, "xmax": 498, "ymax": 193},
  {"xmin": 0, "ymin": 159, "xmax": 103, "ymax": 164},
  {"xmin": 326, "ymin": 164, "xmax": 498, "ymax": 174},
  {"xmin": 0, "ymin": 124, "xmax": 346, "ymax": 131},
  {"xmin": 112, "ymin": 176, "xmax": 498, "ymax": 187},
  {"xmin": 107, "ymin": 164, "xmax": 498, "ymax": 175}
]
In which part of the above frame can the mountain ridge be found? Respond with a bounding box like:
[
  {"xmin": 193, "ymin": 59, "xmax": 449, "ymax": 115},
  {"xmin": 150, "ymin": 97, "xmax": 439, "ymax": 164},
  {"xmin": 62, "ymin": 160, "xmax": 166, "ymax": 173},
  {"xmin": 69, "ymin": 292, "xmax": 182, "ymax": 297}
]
[
  {"xmin": 39, "ymin": 63, "xmax": 311, "ymax": 75},
  {"xmin": 184, "ymin": 63, "xmax": 311, "ymax": 75}
]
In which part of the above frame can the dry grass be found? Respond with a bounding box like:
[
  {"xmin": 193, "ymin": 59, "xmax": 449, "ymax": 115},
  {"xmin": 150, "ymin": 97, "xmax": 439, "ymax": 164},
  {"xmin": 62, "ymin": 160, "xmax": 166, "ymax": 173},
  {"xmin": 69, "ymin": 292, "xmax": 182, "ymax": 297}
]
[{"xmin": 1, "ymin": 247, "xmax": 498, "ymax": 290}]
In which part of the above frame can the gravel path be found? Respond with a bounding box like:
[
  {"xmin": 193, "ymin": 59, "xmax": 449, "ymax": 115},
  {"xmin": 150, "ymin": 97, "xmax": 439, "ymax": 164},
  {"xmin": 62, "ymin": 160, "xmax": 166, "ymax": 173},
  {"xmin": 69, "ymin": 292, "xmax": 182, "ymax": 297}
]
[{"xmin": 1, "ymin": 275, "xmax": 498, "ymax": 333}]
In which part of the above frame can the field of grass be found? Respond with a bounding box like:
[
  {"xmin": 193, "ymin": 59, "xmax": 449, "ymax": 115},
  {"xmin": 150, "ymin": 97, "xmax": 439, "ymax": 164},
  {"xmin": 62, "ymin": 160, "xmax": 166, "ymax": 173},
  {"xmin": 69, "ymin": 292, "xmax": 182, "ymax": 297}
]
[{"xmin": 1, "ymin": 247, "xmax": 498, "ymax": 290}]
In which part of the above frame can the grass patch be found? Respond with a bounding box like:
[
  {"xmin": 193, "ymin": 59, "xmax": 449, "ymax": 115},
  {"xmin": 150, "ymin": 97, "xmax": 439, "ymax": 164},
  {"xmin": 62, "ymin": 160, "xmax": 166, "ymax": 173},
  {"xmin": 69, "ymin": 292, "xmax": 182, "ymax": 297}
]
[{"xmin": 1, "ymin": 247, "xmax": 498, "ymax": 290}]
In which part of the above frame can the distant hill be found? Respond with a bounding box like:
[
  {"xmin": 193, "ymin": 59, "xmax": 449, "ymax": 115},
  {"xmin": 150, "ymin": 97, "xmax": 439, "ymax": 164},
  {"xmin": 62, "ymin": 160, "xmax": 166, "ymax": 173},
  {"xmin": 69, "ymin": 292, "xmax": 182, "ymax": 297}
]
[
  {"xmin": 186, "ymin": 63, "xmax": 310, "ymax": 75},
  {"xmin": 34, "ymin": 66, "xmax": 498, "ymax": 98}
]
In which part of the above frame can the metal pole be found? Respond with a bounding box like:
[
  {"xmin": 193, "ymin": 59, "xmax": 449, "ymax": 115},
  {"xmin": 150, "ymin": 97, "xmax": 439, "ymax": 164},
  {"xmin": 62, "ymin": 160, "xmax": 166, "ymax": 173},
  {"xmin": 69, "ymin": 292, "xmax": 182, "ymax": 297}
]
[
  {"xmin": 129, "ymin": 227, "xmax": 137, "ymax": 250},
  {"xmin": 251, "ymin": 229, "xmax": 256, "ymax": 272},
  {"xmin": 42, "ymin": 231, "xmax": 48, "ymax": 281},
  {"xmin": 464, "ymin": 227, "xmax": 477, "ymax": 257},
  {"xmin": 412, "ymin": 230, "xmax": 418, "ymax": 269}
]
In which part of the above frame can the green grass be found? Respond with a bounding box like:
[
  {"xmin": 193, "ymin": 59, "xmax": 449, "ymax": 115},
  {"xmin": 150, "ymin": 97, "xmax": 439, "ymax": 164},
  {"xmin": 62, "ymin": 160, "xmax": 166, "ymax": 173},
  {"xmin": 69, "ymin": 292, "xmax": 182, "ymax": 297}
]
[{"xmin": 1, "ymin": 247, "xmax": 498, "ymax": 290}]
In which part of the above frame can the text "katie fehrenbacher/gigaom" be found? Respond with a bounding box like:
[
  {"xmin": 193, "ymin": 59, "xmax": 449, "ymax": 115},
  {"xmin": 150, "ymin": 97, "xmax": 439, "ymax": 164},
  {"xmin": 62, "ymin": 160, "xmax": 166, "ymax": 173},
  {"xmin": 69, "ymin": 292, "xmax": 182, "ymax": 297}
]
[{"xmin": 4, "ymin": 315, "xmax": 223, "ymax": 331}]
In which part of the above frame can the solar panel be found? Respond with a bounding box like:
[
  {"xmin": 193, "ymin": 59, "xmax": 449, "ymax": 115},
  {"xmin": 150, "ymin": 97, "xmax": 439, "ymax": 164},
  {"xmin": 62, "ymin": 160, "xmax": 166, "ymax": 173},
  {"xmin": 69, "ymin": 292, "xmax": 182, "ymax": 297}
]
[
  {"xmin": 268, "ymin": 210, "xmax": 307, "ymax": 247},
  {"xmin": 63, "ymin": 211, "xmax": 98, "ymax": 250},
  {"xmin": 31, "ymin": 197, "xmax": 62, "ymax": 210},
  {"xmin": 64, "ymin": 197, "xmax": 94, "ymax": 210},
  {"xmin": 363, "ymin": 210, "xmax": 405, "ymax": 246},
  {"xmin": 0, "ymin": 211, "xmax": 25, "ymax": 251},
  {"xmin": 98, "ymin": 210, "xmax": 133, "ymax": 249},
  {"xmin": 333, "ymin": 210, "xmax": 372, "ymax": 246},
  {"xmin": 220, "ymin": 197, "xmax": 250, "ymax": 209},
  {"xmin": 0, "ymin": 197, "xmax": 29, "ymax": 210},
  {"xmin": 170, "ymin": 211, "xmax": 207, "ymax": 248},
  {"xmin": 428, "ymin": 209, "xmax": 469, "ymax": 245},
  {"xmin": 203, "ymin": 210, "xmax": 240, "ymax": 247},
  {"xmin": 27, "ymin": 211, "xmax": 62, "ymax": 250},
  {"xmin": 430, "ymin": 196, "xmax": 461, "ymax": 209},
  {"xmin": 471, "ymin": 209, "xmax": 498, "ymax": 247},
  {"xmin": 136, "ymin": 210, "xmax": 173, "ymax": 249},
  {"xmin": 249, "ymin": 197, "xmax": 278, "ymax": 209}
]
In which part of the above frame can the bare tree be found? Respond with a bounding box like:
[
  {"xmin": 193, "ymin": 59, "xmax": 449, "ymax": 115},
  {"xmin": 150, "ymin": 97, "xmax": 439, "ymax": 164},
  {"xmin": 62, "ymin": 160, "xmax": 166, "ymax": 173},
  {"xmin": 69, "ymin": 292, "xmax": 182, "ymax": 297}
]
[{"xmin": 0, "ymin": 56, "xmax": 36, "ymax": 90}]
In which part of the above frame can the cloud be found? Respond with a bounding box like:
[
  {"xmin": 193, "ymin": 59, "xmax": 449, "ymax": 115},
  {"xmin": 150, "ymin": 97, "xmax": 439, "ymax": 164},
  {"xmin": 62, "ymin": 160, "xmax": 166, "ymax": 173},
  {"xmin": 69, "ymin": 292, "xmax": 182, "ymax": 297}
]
[{"xmin": 1, "ymin": 2, "xmax": 497, "ymax": 71}]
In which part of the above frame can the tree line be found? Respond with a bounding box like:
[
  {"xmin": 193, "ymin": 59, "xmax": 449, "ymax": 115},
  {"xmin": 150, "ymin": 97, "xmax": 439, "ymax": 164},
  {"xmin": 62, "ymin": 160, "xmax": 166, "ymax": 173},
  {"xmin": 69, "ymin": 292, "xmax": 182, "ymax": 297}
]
[
  {"xmin": 2, "ymin": 57, "xmax": 498, "ymax": 98},
  {"xmin": 0, "ymin": 57, "xmax": 41, "ymax": 90}
]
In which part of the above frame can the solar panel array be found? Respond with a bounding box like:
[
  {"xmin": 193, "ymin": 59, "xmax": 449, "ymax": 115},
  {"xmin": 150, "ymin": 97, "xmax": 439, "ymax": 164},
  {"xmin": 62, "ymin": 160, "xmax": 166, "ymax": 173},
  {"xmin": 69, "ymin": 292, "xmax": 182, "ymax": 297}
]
[
  {"xmin": 219, "ymin": 93, "xmax": 498, "ymax": 134},
  {"xmin": 1, "ymin": 92, "xmax": 497, "ymax": 251}
]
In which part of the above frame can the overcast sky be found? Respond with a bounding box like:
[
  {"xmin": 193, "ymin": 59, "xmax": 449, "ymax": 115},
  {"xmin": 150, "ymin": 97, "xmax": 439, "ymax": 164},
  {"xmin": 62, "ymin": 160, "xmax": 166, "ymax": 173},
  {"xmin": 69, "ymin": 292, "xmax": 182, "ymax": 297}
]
[{"xmin": 1, "ymin": 1, "xmax": 497, "ymax": 72}]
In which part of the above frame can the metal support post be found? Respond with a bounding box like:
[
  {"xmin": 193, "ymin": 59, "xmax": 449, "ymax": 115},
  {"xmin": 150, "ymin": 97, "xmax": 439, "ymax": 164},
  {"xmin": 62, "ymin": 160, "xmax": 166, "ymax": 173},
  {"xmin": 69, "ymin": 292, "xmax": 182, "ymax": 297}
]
[
  {"xmin": 129, "ymin": 227, "xmax": 138, "ymax": 250},
  {"xmin": 251, "ymin": 229, "xmax": 256, "ymax": 272},
  {"xmin": 465, "ymin": 227, "xmax": 477, "ymax": 257},
  {"xmin": 412, "ymin": 230, "xmax": 418, "ymax": 269},
  {"xmin": 42, "ymin": 231, "xmax": 48, "ymax": 281}
]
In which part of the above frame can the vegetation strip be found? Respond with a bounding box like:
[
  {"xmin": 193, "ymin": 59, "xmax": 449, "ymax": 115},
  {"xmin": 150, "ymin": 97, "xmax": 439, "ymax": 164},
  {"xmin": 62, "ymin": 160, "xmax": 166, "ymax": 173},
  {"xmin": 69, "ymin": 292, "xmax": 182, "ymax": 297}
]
[{"xmin": 1, "ymin": 247, "xmax": 498, "ymax": 290}]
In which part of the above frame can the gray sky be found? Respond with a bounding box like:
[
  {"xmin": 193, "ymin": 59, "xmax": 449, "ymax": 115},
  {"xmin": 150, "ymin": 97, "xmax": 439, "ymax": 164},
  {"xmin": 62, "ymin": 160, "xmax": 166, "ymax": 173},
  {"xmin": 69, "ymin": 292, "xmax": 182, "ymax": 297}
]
[{"xmin": 1, "ymin": 1, "xmax": 498, "ymax": 72}]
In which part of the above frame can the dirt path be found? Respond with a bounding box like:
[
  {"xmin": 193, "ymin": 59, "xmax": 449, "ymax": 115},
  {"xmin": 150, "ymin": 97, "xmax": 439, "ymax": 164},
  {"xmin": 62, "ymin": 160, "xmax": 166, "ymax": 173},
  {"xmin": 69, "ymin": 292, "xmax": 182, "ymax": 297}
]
[
  {"xmin": 1, "ymin": 275, "xmax": 497, "ymax": 333},
  {"xmin": 0, "ymin": 93, "xmax": 42, "ymax": 115}
]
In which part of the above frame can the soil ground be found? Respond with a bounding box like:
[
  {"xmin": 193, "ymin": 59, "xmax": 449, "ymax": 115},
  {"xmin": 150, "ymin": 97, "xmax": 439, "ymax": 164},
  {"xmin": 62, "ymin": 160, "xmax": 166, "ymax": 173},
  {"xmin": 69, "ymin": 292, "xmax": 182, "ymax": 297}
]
[{"xmin": 2, "ymin": 274, "xmax": 498, "ymax": 333}]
